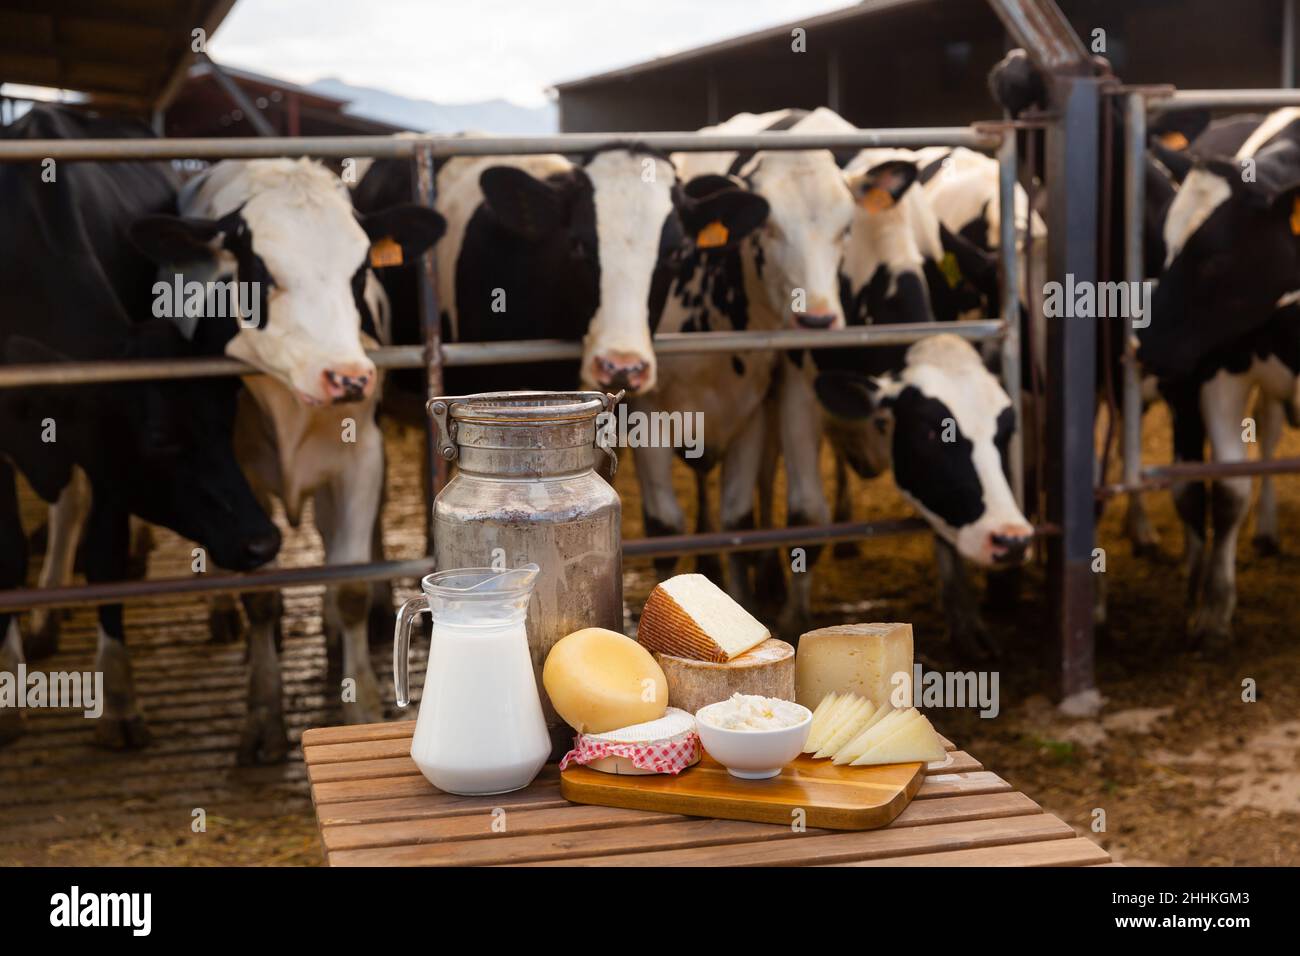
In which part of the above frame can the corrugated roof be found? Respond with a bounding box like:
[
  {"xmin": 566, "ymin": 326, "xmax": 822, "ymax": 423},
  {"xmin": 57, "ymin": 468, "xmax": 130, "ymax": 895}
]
[
  {"xmin": 0, "ymin": 0, "xmax": 239, "ymax": 111},
  {"xmin": 552, "ymin": 0, "xmax": 933, "ymax": 90}
]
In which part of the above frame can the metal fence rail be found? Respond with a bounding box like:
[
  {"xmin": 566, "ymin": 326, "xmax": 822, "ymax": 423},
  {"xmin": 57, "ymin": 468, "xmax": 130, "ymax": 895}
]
[{"xmin": 0, "ymin": 123, "xmax": 1022, "ymax": 612}]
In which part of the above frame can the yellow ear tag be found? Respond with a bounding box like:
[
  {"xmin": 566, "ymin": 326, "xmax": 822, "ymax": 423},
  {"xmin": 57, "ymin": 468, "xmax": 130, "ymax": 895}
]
[
  {"xmin": 859, "ymin": 185, "xmax": 894, "ymax": 213},
  {"xmin": 696, "ymin": 220, "xmax": 729, "ymax": 249},
  {"xmin": 1159, "ymin": 131, "xmax": 1189, "ymax": 151},
  {"xmin": 370, "ymin": 236, "xmax": 403, "ymax": 268},
  {"xmin": 1290, "ymin": 197, "xmax": 1300, "ymax": 237},
  {"xmin": 940, "ymin": 251, "xmax": 962, "ymax": 288}
]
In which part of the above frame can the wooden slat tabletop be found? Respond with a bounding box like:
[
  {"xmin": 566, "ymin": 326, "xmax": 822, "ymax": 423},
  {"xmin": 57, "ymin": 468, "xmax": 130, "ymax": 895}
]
[{"xmin": 301, "ymin": 721, "xmax": 1112, "ymax": 867}]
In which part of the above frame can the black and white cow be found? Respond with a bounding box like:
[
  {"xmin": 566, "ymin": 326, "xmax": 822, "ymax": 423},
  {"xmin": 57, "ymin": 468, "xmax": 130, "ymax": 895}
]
[
  {"xmin": 1143, "ymin": 106, "xmax": 1300, "ymax": 647},
  {"xmin": 632, "ymin": 108, "xmax": 858, "ymax": 634},
  {"xmin": 138, "ymin": 159, "xmax": 441, "ymax": 760},
  {"xmin": 32, "ymin": 154, "xmax": 444, "ymax": 761},
  {"xmin": 0, "ymin": 106, "xmax": 281, "ymax": 746},
  {"xmin": 813, "ymin": 334, "xmax": 1031, "ymax": 657},
  {"xmin": 353, "ymin": 142, "xmax": 767, "ymax": 400}
]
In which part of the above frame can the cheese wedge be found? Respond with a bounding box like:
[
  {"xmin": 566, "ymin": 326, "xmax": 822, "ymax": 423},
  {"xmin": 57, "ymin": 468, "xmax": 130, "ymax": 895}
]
[
  {"xmin": 833, "ymin": 706, "xmax": 912, "ymax": 765},
  {"xmin": 850, "ymin": 712, "xmax": 945, "ymax": 766},
  {"xmin": 806, "ymin": 692, "xmax": 840, "ymax": 745},
  {"xmin": 637, "ymin": 574, "xmax": 769, "ymax": 663},
  {"xmin": 831, "ymin": 702, "xmax": 895, "ymax": 764},
  {"xmin": 795, "ymin": 623, "xmax": 913, "ymax": 710},
  {"xmin": 815, "ymin": 697, "xmax": 876, "ymax": 759},
  {"xmin": 804, "ymin": 693, "xmax": 857, "ymax": 753}
]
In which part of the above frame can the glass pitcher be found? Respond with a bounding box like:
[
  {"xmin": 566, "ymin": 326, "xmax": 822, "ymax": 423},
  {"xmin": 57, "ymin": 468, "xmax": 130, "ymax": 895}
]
[{"xmin": 393, "ymin": 564, "xmax": 550, "ymax": 795}]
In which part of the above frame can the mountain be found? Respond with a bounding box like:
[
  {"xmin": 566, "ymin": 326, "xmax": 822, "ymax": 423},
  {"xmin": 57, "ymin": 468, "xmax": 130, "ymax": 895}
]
[{"xmin": 307, "ymin": 78, "xmax": 557, "ymax": 134}]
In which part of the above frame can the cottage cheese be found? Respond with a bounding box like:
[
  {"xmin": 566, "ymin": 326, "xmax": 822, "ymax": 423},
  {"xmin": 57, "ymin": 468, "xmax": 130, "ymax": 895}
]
[{"xmin": 698, "ymin": 693, "xmax": 807, "ymax": 731}]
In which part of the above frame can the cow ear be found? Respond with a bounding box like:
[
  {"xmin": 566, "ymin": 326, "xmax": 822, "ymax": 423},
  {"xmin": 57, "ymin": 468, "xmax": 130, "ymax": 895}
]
[
  {"xmin": 678, "ymin": 178, "xmax": 770, "ymax": 251},
  {"xmin": 358, "ymin": 203, "xmax": 446, "ymax": 268},
  {"xmin": 129, "ymin": 215, "xmax": 225, "ymax": 266},
  {"xmin": 480, "ymin": 166, "xmax": 566, "ymax": 241},
  {"xmin": 848, "ymin": 160, "xmax": 918, "ymax": 213},
  {"xmin": 814, "ymin": 370, "xmax": 887, "ymax": 420},
  {"xmin": 1152, "ymin": 142, "xmax": 1195, "ymax": 184}
]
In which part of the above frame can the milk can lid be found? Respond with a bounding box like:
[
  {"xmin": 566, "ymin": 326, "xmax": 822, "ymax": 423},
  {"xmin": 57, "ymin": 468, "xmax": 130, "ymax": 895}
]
[{"xmin": 429, "ymin": 390, "xmax": 616, "ymax": 424}]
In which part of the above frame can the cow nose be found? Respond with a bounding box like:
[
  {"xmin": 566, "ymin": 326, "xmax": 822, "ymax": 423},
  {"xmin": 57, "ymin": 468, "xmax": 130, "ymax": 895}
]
[
  {"xmin": 242, "ymin": 526, "xmax": 281, "ymax": 568},
  {"xmin": 795, "ymin": 311, "xmax": 838, "ymax": 329},
  {"xmin": 989, "ymin": 523, "xmax": 1034, "ymax": 564},
  {"xmin": 322, "ymin": 365, "xmax": 375, "ymax": 403},
  {"xmin": 592, "ymin": 353, "xmax": 652, "ymax": 393}
]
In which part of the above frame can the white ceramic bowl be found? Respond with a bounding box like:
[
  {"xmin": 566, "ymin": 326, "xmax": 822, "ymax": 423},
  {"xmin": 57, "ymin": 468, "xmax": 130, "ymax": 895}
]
[{"xmin": 695, "ymin": 700, "xmax": 813, "ymax": 779}]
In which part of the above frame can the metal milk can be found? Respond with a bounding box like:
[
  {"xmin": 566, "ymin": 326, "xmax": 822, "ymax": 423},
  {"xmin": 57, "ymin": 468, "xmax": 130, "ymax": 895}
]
[{"xmin": 427, "ymin": 390, "xmax": 624, "ymax": 757}]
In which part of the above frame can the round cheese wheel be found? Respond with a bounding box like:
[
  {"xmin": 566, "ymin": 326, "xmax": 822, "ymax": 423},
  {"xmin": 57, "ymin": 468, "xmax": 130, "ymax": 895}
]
[
  {"xmin": 543, "ymin": 627, "xmax": 668, "ymax": 734},
  {"xmin": 581, "ymin": 708, "xmax": 701, "ymax": 775},
  {"xmin": 653, "ymin": 637, "xmax": 795, "ymax": 716}
]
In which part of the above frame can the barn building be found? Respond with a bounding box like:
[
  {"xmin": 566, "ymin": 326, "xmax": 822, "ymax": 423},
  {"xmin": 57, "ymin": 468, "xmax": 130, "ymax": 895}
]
[{"xmin": 555, "ymin": 0, "xmax": 1300, "ymax": 131}]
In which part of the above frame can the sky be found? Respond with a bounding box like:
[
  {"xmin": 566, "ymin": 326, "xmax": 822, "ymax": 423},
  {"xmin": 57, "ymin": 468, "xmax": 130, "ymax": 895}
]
[{"xmin": 208, "ymin": 0, "xmax": 853, "ymax": 106}]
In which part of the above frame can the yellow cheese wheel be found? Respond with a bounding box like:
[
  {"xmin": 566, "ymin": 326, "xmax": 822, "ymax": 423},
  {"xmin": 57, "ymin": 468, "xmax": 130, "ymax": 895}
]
[{"xmin": 543, "ymin": 627, "xmax": 668, "ymax": 734}]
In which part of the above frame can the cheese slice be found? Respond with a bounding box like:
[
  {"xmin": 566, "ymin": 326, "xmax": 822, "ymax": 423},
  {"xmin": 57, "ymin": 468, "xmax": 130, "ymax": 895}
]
[
  {"xmin": 845, "ymin": 709, "xmax": 919, "ymax": 764},
  {"xmin": 831, "ymin": 702, "xmax": 895, "ymax": 764},
  {"xmin": 807, "ymin": 692, "xmax": 840, "ymax": 744},
  {"xmin": 804, "ymin": 693, "xmax": 857, "ymax": 753},
  {"xmin": 832, "ymin": 707, "xmax": 915, "ymax": 764},
  {"xmin": 850, "ymin": 712, "xmax": 945, "ymax": 766},
  {"xmin": 814, "ymin": 698, "xmax": 875, "ymax": 759},
  {"xmin": 637, "ymin": 574, "xmax": 770, "ymax": 663},
  {"xmin": 543, "ymin": 627, "xmax": 668, "ymax": 734},
  {"xmin": 652, "ymin": 637, "xmax": 794, "ymax": 715},
  {"xmin": 795, "ymin": 623, "xmax": 914, "ymax": 710}
]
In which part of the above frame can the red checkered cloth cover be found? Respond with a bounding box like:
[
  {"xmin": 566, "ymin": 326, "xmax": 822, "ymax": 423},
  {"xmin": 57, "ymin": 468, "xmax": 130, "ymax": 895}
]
[{"xmin": 559, "ymin": 730, "xmax": 700, "ymax": 775}]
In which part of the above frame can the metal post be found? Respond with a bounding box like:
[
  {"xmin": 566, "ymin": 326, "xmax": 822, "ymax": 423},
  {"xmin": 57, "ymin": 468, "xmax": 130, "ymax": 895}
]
[
  {"xmin": 1285, "ymin": 0, "xmax": 1296, "ymax": 89},
  {"xmin": 997, "ymin": 129, "xmax": 1025, "ymax": 509},
  {"xmin": 1044, "ymin": 73, "xmax": 1100, "ymax": 704},
  {"xmin": 413, "ymin": 143, "xmax": 444, "ymax": 553},
  {"xmin": 1122, "ymin": 92, "xmax": 1146, "ymax": 502},
  {"xmin": 199, "ymin": 53, "xmax": 276, "ymax": 137}
]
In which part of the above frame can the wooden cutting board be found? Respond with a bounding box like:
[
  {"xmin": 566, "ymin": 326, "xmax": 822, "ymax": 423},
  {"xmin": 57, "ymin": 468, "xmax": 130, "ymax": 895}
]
[{"xmin": 560, "ymin": 753, "xmax": 926, "ymax": 830}]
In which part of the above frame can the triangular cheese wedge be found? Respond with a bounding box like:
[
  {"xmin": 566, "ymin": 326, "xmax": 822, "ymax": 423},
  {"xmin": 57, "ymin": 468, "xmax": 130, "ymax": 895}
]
[
  {"xmin": 851, "ymin": 712, "xmax": 945, "ymax": 766},
  {"xmin": 831, "ymin": 702, "xmax": 894, "ymax": 764},
  {"xmin": 805, "ymin": 692, "xmax": 839, "ymax": 750},
  {"xmin": 815, "ymin": 698, "xmax": 875, "ymax": 758},
  {"xmin": 837, "ymin": 707, "xmax": 914, "ymax": 764},
  {"xmin": 804, "ymin": 693, "xmax": 855, "ymax": 753}
]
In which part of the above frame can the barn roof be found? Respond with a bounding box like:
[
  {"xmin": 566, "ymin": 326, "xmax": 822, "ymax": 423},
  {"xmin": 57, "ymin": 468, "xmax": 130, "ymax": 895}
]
[
  {"xmin": 0, "ymin": 0, "xmax": 238, "ymax": 111},
  {"xmin": 553, "ymin": 0, "xmax": 933, "ymax": 91}
]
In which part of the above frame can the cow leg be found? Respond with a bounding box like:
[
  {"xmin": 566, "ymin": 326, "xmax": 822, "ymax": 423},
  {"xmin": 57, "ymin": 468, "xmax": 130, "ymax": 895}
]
[
  {"xmin": 1165, "ymin": 381, "xmax": 1208, "ymax": 613},
  {"xmin": 934, "ymin": 536, "xmax": 997, "ymax": 660},
  {"xmin": 1252, "ymin": 394, "xmax": 1283, "ymax": 554},
  {"xmin": 26, "ymin": 467, "xmax": 90, "ymax": 659},
  {"xmin": 84, "ymin": 498, "xmax": 149, "ymax": 749},
  {"xmin": 720, "ymin": 408, "xmax": 766, "ymax": 613},
  {"xmin": 208, "ymin": 591, "xmax": 246, "ymax": 645},
  {"xmin": 0, "ymin": 462, "xmax": 28, "ymax": 744},
  {"xmin": 774, "ymin": 367, "xmax": 829, "ymax": 641},
  {"xmin": 692, "ymin": 466, "xmax": 724, "ymax": 583},
  {"xmin": 754, "ymin": 403, "xmax": 788, "ymax": 603},
  {"xmin": 315, "ymin": 448, "xmax": 385, "ymax": 725},
  {"xmin": 1121, "ymin": 407, "xmax": 1159, "ymax": 555},
  {"xmin": 237, "ymin": 587, "xmax": 289, "ymax": 764},
  {"xmin": 368, "ymin": 441, "xmax": 396, "ymax": 647},
  {"xmin": 830, "ymin": 451, "xmax": 860, "ymax": 560},
  {"xmin": 1191, "ymin": 373, "xmax": 1253, "ymax": 648},
  {"xmin": 633, "ymin": 442, "xmax": 685, "ymax": 582}
]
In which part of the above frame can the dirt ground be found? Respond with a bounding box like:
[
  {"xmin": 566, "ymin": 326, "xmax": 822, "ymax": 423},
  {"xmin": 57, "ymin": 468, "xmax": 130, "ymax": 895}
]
[{"xmin": 2, "ymin": 402, "xmax": 1297, "ymax": 866}]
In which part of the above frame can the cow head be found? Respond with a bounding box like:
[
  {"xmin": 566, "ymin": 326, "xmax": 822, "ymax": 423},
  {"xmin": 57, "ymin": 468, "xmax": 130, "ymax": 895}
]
[
  {"xmin": 814, "ymin": 334, "xmax": 1032, "ymax": 566},
  {"xmin": 4, "ymin": 321, "xmax": 281, "ymax": 572},
  {"xmin": 1145, "ymin": 141, "xmax": 1300, "ymax": 379},
  {"xmin": 478, "ymin": 150, "xmax": 767, "ymax": 393},
  {"xmin": 737, "ymin": 150, "xmax": 856, "ymax": 330},
  {"xmin": 841, "ymin": 158, "xmax": 937, "ymax": 325},
  {"xmin": 131, "ymin": 159, "xmax": 444, "ymax": 405}
]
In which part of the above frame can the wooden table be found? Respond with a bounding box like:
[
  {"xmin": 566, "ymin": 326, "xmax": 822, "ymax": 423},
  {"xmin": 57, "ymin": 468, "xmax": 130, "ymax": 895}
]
[{"xmin": 302, "ymin": 721, "xmax": 1113, "ymax": 867}]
